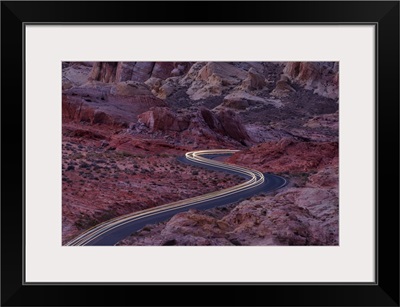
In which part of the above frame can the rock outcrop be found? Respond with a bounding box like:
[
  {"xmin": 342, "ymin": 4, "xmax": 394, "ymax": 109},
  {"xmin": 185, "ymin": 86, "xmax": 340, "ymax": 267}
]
[
  {"xmin": 89, "ymin": 62, "xmax": 193, "ymax": 84},
  {"xmin": 137, "ymin": 107, "xmax": 190, "ymax": 132},
  {"xmin": 89, "ymin": 62, "xmax": 119, "ymax": 83},
  {"xmin": 214, "ymin": 109, "xmax": 252, "ymax": 145},
  {"xmin": 198, "ymin": 108, "xmax": 252, "ymax": 145},
  {"xmin": 62, "ymin": 63, "xmax": 92, "ymax": 90},
  {"xmin": 62, "ymin": 81, "xmax": 167, "ymax": 126},
  {"xmin": 136, "ymin": 106, "xmax": 252, "ymax": 146},
  {"xmin": 146, "ymin": 77, "xmax": 181, "ymax": 99},
  {"xmin": 241, "ymin": 67, "xmax": 267, "ymax": 91},
  {"xmin": 283, "ymin": 62, "xmax": 338, "ymax": 100},
  {"xmin": 185, "ymin": 62, "xmax": 248, "ymax": 100},
  {"xmin": 199, "ymin": 108, "xmax": 225, "ymax": 134},
  {"xmin": 271, "ymin": 75, "xmax": 296, "ymax": 98}
]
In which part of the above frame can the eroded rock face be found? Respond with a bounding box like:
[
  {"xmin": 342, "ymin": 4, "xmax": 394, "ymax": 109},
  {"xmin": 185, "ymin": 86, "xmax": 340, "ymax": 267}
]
[
  {"xmin": 62, "ymin": 81, "xmax": 167, "ymax": 126},
  {"xmin": 271, "ymin": 76, "xmax": 296, "ymax": 98},
  {"xmin": 136, "ymin": 106, "xmax": 252, "ymax": 146},
  {"xmin": 151, "ymin": 62, "xmax": 175, "ymax": 80},
  {"xmin": 138, "ymin": 107, "xmax": 190, "ymax": 132},
  {"xmin": 222, "ymin": 186, "xmax": 338, "ymax": 245},
  {"xmin": 185, "ymin": 62, "xmax": 248, "ymax": 100},
  {"xmin": 146, "ymin": 77, "xmax": 181, "ymax": 99},
  {"xmin": 198, "ymin": 108, "xmax": 252, "ymax": 145},
  {"xmin": 115, "ymin": 62, "xmax": 134, "ymax": 82},
  {"xmin": 62, "ymin": 63, "xmax": 92, "ymax": 90},
  {"xmin": 199, "ymin": 108, "xmax": 225, "ymax": 134},
  {"xmin": 307, "ymin": 165, "xmax": 338, "ymax": 187},
  {"xmin": 89, "ymin": 62, "xmax": 192, "ymax": 84},
  {"xmin": 89, "ymin": 62, "xmax": 118, "ymax": 83},
  {"xmin": 283, "ymin": 62, "xmax": 338, "ymax": 100},
  {"xmin": 241, "ymin": 67, "xmax": 267, "ymax": 91},
  {"xmin": 215, "ymin": 109, "xmax": 252, "ymax": 145},
  {"xmin": 159, "ymin": 210, "xmax": 231, "ymax": 245}
]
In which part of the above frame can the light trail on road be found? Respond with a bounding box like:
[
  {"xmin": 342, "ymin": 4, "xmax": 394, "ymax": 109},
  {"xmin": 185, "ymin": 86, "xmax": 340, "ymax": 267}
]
[{"xmin": 65, "ymin": 149, "xmax": 286, "ymax": 246}]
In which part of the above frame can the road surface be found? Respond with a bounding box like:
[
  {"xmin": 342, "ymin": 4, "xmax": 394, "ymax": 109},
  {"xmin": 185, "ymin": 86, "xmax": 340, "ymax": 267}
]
[{"xmin": 65, "ymin": 149, "xmax": 287, "ymax": 246}]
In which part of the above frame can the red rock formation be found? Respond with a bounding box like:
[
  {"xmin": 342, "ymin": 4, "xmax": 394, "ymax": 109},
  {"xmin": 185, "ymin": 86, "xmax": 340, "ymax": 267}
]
[
  {"xmin": 62, "ymin": 81, "xmax": 167, "ymax": 126},
  {"xmin": 135, "ymin": 107, "xmax": 252, "ymax": 146},
  {"xmin": 194, "ymin": 108, "xmax": 253, "ymax": 145},
  {"xmin": 137, "ymin": 107, "xmax": 190, "ymax": 132},
  {"xmin": 215, "ymin": 109, "xmax": 252, "ymax": 145},
  {"xmin": 227, "ymin": 139, "xmax": 338, "ymax": 173},
  {"xmin": 199, "ymin": 108, "xmax": 225, "ymax": 134}
]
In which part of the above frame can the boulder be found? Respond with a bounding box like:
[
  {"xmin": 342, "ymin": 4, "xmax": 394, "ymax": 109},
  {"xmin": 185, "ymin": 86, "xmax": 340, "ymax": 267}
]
[
  {"xmin": 241, "ymin": 67, "xmax": 267, "ymax": 90},
  {"xmin": 270, "ymin": 78, "xmax": 296, "ymax": 98}
]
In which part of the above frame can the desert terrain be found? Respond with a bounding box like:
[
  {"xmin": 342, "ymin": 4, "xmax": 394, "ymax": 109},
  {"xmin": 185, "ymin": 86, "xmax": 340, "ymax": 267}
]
[{"xmin": 62, "ymin": 61, "xmax": 339, "ymax": 245}]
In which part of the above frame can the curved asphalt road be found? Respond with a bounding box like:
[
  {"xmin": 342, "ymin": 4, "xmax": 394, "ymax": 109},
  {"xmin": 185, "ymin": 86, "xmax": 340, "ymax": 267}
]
[{"xmin": 66, "ymin": 149, "xmax": 287, "ymax": 246}]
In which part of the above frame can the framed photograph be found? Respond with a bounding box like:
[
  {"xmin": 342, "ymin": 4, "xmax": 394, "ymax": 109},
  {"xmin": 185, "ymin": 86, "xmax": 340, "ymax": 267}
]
[{"xmin": 2, "ymin": 1, "xmax": 399, "ymax": 306}]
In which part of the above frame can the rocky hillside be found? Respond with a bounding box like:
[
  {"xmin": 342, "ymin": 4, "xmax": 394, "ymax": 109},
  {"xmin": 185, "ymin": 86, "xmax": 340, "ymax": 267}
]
[{"xmin": 62, "ymin": 61, "xmax": 339, "ymax": 245}]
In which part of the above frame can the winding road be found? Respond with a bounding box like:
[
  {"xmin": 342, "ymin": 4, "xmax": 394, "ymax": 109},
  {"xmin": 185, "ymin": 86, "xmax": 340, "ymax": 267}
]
[{"xmin": 65, "ymin": 150, "xmax": 287, "ymax": 246}]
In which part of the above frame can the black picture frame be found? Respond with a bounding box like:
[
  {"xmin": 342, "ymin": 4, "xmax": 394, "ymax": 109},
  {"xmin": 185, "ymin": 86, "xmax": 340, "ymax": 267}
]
[{"xmin": 1, "ymin": 1, "xmax": 399, "ymax": 306}]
